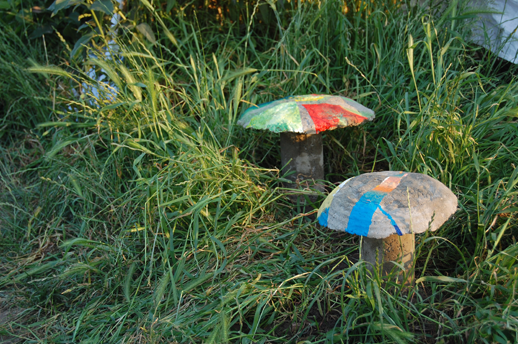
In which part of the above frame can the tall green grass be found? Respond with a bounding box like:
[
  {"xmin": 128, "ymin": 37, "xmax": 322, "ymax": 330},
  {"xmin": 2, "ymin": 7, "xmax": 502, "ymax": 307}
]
[
  {"xmin": 1, "ymin": 0, "xmax": 517, "ymax": 343},
  {"xmin": 0, "ymin": 24, "xmax": 57, "ymax": 141}
]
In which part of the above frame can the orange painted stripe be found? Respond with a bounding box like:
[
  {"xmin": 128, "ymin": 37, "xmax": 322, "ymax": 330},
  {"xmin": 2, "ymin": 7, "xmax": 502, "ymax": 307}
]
[{"xmin": 372, "ymin": 174, "xmax": 408, "ymax": 193}]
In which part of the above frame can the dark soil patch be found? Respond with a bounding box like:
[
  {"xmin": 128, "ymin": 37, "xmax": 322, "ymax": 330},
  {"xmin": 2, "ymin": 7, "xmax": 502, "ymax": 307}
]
[{"xmin": 0, "ymin": 299, "xmax": 21, "ymax": 344}]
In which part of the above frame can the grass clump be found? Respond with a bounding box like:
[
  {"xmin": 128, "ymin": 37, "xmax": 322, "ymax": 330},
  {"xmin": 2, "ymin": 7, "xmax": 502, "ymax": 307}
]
[
  {"xmin": 0, "ymin": 24, "xmax": 57, "ymax": 141},
  {"xmin": 1, "ymin": 0, "xmax": 517, "ymax": 343}
]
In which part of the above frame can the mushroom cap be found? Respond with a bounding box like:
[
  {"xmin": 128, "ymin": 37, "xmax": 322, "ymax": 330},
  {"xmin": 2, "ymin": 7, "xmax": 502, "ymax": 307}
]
[
  {"xmin": 318, "ymin": 171, "xmax": 458, "ymax": 239},
  {"xmin": 237, "ymin": 95, "xmax": 375, "ymax": 134}
]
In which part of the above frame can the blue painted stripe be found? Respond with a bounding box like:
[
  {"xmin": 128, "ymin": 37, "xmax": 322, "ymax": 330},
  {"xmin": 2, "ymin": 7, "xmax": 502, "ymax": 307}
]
[
  {"xmin": 378, "ymin": 205, "xmax": 403, "ymax": 235},
  {"xmin": 345, "ymin": 191, "xmax": 404, "ymax": 237},
  {"xmin": 345, "ymin": 191, "xmax": 386, "ymax": 236},
  {"xmin": 344, "ymin": 173, "xmax": 407, "ymax": 237},
  {"xmin": 318, "ymin": 207, "xmax": 330, "ymax": 227}
]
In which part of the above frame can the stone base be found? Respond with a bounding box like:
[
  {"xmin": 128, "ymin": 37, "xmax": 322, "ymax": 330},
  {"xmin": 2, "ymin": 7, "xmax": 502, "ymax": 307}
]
[
  {"xmin": 361, "ymin": 233, "xmax": 415, "ymax": 285},
  {"xmin": 280, "ymin": 132, "xmax": 325, "ymax": 212},
  {"xmin": 280, "ymin": 132, "xmax": 324, "ymax": 185}
]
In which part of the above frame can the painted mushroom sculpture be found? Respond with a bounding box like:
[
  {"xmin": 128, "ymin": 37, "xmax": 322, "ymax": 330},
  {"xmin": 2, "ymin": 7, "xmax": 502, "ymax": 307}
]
[
  {"xmin": 238, "ymin": 95, "xmax": 375, "ymax": 186},
  {"xmin": 318, "ymin": 171, "xmax": 458, "ymax": 284}
]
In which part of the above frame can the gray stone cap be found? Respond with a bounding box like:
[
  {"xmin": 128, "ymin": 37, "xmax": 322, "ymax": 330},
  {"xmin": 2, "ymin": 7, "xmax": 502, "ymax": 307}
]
[{"xmin": 317, "ymin": 171, "xmax": 458, "ymax": 239}]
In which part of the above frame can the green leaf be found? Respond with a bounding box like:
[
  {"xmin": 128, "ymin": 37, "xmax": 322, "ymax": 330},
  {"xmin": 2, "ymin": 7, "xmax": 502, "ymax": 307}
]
[
  {"xmin": 37, "ymin": 121, "xmax": 97, "ymax": 128},
  {"xmin": 181, "ymin": 273, "xmax": 213, "ymax": 292},
  {"xmin": 136, "ymin": 23, "xmax": 156, "ymax": 44},
  {"xmin": 124, "ymin": 262, "xmax": 137, "ymax": 302},
  {"xmin": 90, "ymin": 0, "xmax": 113, "ymax": 14},
  {"xmin": 0, "ymin": 1, "xmax": 11, "ymax": 10},
  {"xmin": 124, "ymin": 139, "xmax": 158, "ymax": 157},
  {"xmin": 69, "ymin": 174, "xmax": 83, "ymax": 198},
  {"xmin": 48, "ymin": 0, "xmax": 82, "ymax": 15},
  {"xmin": 166, "ymin": 0, "xmax": 176, "ymax": 13},
  {"xmin": 415, "ymin": 275, "xmax": 467, "ymax": 284},
  {"xmin": 222, "ymin": 68, "xmax": 258, "ymax": 83},
  {"xmin": 154, "ymin": 272, "xmax": 170, "ymax": 305},
  {"xmin": 160, "ymin": 195, "xmax": 190, "ymax": 207},
  {"xmin": 371, "ymin": 322, "xmax": 414, "ymax": 344},
  {"xmin": 27, "ymin": 65, "xmax": 73, "ymax": 79},
  {"xmin": 60, "ymin": 238, "xmax": 114, "ymax": 252},
  {"xmin": 46, "ymin": 138, "xmax": 86, "ymax": 159},
  {"xmin": 70, "ymin": 33, "xmax": 94, "ymax": 61},
  {"xmin": 139, "ymin": 0, "xmax": 177, "ymax": 46},
  {"xmin": 13, "ymin": 261, "xmax": 60, "ymax": 282},
  {"xmin": 88, "ymin": 57, "xmax": 122, "ymax": 89},
  {"xmin": 365, "ymin": 281, "xmax": 375, "ymax": 309},
  {"xmin": 100, "ymin": 102, "xmax": 125, "ymax": 112},
  {"xmin": 373, "ymin": 281, "xmax": 383, "ymax": 316},
  {"xmin": 163, "ymin": 29, "xmax": 178, "ymax": 47},
  {"xmin": 59, "ymin": 262, "xmax": 102, "ymax": 278},
  {"xmin": 29, "ymin": 24, "xmax": 54, "ymax": 39}
]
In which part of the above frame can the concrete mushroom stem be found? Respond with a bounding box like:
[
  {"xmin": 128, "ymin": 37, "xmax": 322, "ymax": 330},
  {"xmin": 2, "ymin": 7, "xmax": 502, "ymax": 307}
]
[{"xmin": 280, "ymin": 132, "xmax": 324, "ymax": 185}]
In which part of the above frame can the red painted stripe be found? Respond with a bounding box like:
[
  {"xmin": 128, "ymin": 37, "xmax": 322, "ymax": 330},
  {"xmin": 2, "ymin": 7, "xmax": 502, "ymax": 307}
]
[{"xmin": 302, "ymin": 104, "xmax": 367, "ymax": 133}]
